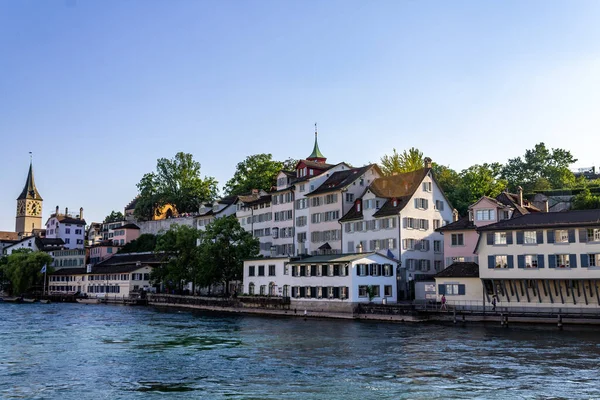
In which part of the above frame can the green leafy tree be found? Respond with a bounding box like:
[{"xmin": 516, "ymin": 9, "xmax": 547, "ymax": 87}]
[
  {"xmin": 198, "ymin": 215, "xmax": 259, "ymax": 295},
  {"xmin": 572, "ymin": 189, "xmax": 600, "ymax": 210},
  {"xmin": 153, "ymin": 225, "xmax": 202, "ymax": 293},
  {"xmin": 103, "ymin": 210, "xmax": 124, "ymax": 223},
  {"xmin": 453, "ymin": 163, "xmax": 507, "ymax": 215},
  {"xmin": 379, "ymin": 147, "xmax": 424, "ymax": 175},
  {"xmin": 0, "ymin": 250, "xmax": 53, "ymax": 295},
  {"xmin": 432, "ymin": 163, "xmax": 460, "ymax": 211},
  {"xmin": 134, "ymin": 152, "xmax": 218, "ymax": 220},
  {"xmin": 118, "ymin": 234, "xmax": 157, "ymax": 254},
  {"xmin": 502, "ymin": 143, "xmax": 577, "ymax": 191},
  {"xmin": 224, "ymin": 153, "xmax": 286, "ymax": 196}
]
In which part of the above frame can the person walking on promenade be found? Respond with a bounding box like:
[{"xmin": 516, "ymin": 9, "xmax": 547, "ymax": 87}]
[
  {"xmin": 492, "ymin": 295, "xmax": 497, "ymax": 311},
  {"xmin": 440, "ymin": 294, "xmax": 447, "ymax": 311}
]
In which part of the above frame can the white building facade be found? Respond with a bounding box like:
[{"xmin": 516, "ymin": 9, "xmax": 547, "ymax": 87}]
[
  {"xmin": 476, "ymin": 210, "xmax": 600, "ymax": 309},
  {"xmin": 243, "ymin": 252, "xmax": 398, "ymax": 310},
  {"xmin": 45, "ymin": 206, "xmax": 86, "ymax": 250}
]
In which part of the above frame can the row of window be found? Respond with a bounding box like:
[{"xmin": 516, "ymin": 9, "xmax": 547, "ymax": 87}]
[
  {"xmin": 345, "ymin": 218, "xmax": 397, "ymax": 233},
  {"xmin": 405, "ymin": 259, "xmax": 442, "ymax": 272},
  {"xmin": 311, "ymin": 211, "xmax": 340, "ymax": 223},
  {"xmin": 311, "ymin": 230, "xmax": 341, "ymax": 243},
  {"xmin": 272, "ymin": 192, "xmax": 294, "ymax": 205},
  {"xmin": 488, "ymin": 254, "xmax": 600, "ymax": 269},
  {"xmin": 248, "ymin": 265, "xmax": 277, "ymax": 277},
  {"xmin": 88, "ymin": 285, "xmax": 121, "ymax": 293},
  {"xmin": 487, "ymin": 228, "xmax": 600, "ymax": 246}
]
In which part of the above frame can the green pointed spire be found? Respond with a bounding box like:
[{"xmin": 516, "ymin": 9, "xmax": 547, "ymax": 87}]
[
  {"xmin": 307, "ymin": 124, "xmax": 326, "ymax": 161},
  {"xmin": 17, "ymin": 161, "xmax": 42, "ymax": 201}
]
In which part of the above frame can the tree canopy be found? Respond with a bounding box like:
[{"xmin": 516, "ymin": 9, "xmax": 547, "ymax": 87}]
[
  {"xmin": 224, "ymin": 153, "xmax": 292, "ymax": 196},
  {"xmin": 134, "ymin": 152, "xmax": 218, "ymax": 220},
  {"xmin": 572, "ymin": 189, "xmax": 600, "ymax": 210},
  {"xmin": 197, "ymin": 215, "xmax": 259, "ymax": 295},
  {"xmin": 117, "ymin": 234, "xmax": 157, "ymax": 254},
  {"xmin": 379, "ymin": 147, "xmax": 424, "ymax": 176},
  {"xmin": 153, "ymin": 225, "xmax": 202, "ymax": 293},
  {"xmin": 103, "ymin": 210, "xmax": 124, "ymax": 223},
  {"xmin": 502, "ymin": 143, "xmax": 578, "ymax": 192},
  {"xmin": 150, "ymin": 216, "xmax": 259, "ymax": 295},
  {"xmin": 0, "ymin": 250, "xmax": 53, "ymax": 295}
]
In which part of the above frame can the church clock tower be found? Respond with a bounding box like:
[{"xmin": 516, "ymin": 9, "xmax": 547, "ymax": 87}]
[{"xmin": 15, "ymin": 161, "xmax": 43, "ymax": 238}]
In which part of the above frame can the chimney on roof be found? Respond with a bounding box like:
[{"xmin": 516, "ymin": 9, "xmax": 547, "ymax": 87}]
[
  {"xmin": 517, "ymin": 186, "xmax": 523, "ymax": 207},
  {"xmin": 55, "ymin": 205, "xmax": 59, "ymax": 216},
  {"xmin": 80, "ymin": 207, "xmax": 84, "ymax": 220},
  {"xmin": 65, "ymin": 207, "xmax": 69, "ymax": 216},
  {"xmin": 252, "ymin": 189, "xmax": 258, "ymax": 195},
  {"xmin": 424, "ymin": 157, "xmax": 432, "ymax": 169},
  {"xmin": 543, "ymin": 199, "xmax": 549, "ymax": 213},
  {"xmin": 453, "ymin": 208, "xmax": 459, "ymax": 222}
]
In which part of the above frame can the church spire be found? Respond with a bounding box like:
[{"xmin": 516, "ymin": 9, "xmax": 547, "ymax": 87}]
[
  {"xmin": 307, "ymin": 123, "xmax": 326, "ymax": 163},
  {"xmin": 17, "ymin": 159, "xmax": 42, "ymax": 201}
]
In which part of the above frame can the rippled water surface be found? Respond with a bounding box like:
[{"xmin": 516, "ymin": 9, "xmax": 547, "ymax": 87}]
[{"xmin": 1, "ymin": 303, "xmax": 600, "ymax": 399}]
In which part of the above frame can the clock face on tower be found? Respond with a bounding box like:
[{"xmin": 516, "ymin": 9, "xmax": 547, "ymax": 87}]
[
  {"xmin": 27, "ymin": 201, "xmax": 41, "ymax": 216},
  {"xmin": 17, "ymin": 201, "xmax": 26, "ymax": 216}
]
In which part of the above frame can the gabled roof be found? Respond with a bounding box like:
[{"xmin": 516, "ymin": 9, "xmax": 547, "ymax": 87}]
[
  {"xmin": 495, "ymin": 191, "xmax": 541, "ymax": 216},
  {"xmin": 94, "ymin": 251, "xmax": 164, "ymax": 267},
  {"xmin": 35, "ymin": 237, "xmax": 65, "ymax": 251},
  {"xmin": 17, "ymin": 162, "xmax": 42, "ymax": 201},
  {"xmin": 296, "ymin": 159, "xmax": 334, "ymax": 170},
  {"xmin": 371, "ymin": 168, "xmax": 430, "ymax": 218},
  {"xmin": 436, "ymin": 216, "xmax": 476, "ymax": 232},
  {"xmin": 286, "ymin": 252, "xmax": 397, "ymax": 265},
  {"xmin": 117, "ymin": 223, "xmax": 140, "ymax": 230},
  {"xmin": 339, "ymin": 201, "xmax": 363, "ymax": 222},
  {"xmin": 477, "ymin": 209, "xmax": 600, "ymax": 232},
  {"xmin": 57, "ymin": 215, "xmax": 86, "ymax": 225},
  {"xmin": 307, "ymin": 164, "xmax": 379, "ymax": 196},
  {"xmin": 434, "ymin": 262, "xmax": 479, "ymax": 278},
  {"xmin": 237, "ymin": 193, "xmax": 272, "ymax": 206},
  {"xmin": 0, "ymin": 231, "xmax": 19, "ymax": 241}
]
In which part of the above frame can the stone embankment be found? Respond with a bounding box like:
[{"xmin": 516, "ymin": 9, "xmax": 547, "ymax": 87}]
[{"xmin": 147, "ymin": 294, "xmax": 600, "ymax": 326}]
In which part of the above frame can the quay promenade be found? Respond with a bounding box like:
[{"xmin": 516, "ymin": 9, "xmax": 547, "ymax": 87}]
[{"xmin": 146, "ymin": 294, "xmax": 600, "ymax": 326}]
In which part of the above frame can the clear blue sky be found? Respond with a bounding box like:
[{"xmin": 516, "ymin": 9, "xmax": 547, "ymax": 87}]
[{"xmin": 1, "ymin": 0, "xmax": 600, "ymax": 231}]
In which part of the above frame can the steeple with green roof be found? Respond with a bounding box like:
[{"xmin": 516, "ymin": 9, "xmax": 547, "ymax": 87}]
[{"xmin": 306, "ymin": 123, "xmax": 327, "ymax": 163}]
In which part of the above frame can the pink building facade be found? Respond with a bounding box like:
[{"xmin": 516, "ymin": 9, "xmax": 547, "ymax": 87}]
[{"xmin": 111, "ymin": 223, "xmax": 140, "ymax": 246}]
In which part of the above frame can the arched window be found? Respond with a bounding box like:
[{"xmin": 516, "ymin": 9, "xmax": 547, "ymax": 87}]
[
  {"xmin": 269, "ymin": 282, "xmax": 276, "ymax": 296},
  {"xmin": 248, "ymin": 282, "xmax": 255, "ymax": 295}
]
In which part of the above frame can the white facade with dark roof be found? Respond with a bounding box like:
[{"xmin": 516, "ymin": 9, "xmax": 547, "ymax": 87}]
[
  {"xmin": 475, "ymin": 210, "xmax": 600, "ymax": 308},
  {"xmin": 243, "ymin": 252, "xmax": 398, "ymax": 304},
  {"xmin": 343, "ymin": 166, "xmax": 452, "ymax": 283},
  {"xmin": 45, "ymin": 206, "xmax": 86, "ymax": 250}
]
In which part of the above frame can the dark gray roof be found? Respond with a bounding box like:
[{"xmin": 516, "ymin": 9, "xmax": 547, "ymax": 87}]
[
  {"xmin": 286, "ymin": 252, "xmax": 396, "ymax": 265},
  {"xmin": 118, "ymin": 223, "xmax": 140, "ymax": 230},
  {"xmin": 477, "ymin": 209, "xmax": 600, "ymax": 231},
  {"xmin": 434, "ymin": 262, "xmax": 480, "ymax": 278},
  {"xmin": 17, "ymin": 162, "xmax": 42, "ymax": 201},
  {"xmin": 436, "ymin": 216, "xmax": 476, "ymax": 232},
  {"xmin": 95, "ymin": 252, "xmax": 164, "ymax": 267},
  {"xmin": 35, "ymin": 237, "xmax": 65, "ymax": 251},
  {"xmin": 307, "ymin": 164, "xmax": 379, "ymax": 196}
]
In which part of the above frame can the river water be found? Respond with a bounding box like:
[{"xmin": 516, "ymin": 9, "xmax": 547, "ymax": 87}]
[{"xmin": 1, "ymin": 303, "xmax": 599, "ymax": 399}]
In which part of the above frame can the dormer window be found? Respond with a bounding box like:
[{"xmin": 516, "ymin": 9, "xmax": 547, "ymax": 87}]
[
  {"xmin": 475, "ymin": 209, "xmax": 495, "ymax": 221},
  {"xmin": 356, "ymin": 201, "xmax": 361, "ymax": 212}
]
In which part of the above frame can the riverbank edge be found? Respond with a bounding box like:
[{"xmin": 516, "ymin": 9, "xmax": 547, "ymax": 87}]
[
  {"xmin": 147, "ymin": 301, "xmax": 600, "ymax": 326},
  {"xmin": 148, "ymin": 301, "xmax": 426, "ymax": 322}
]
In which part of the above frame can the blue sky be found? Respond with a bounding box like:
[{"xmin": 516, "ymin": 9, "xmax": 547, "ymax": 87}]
[{"xmin": 1, "ymin": 0, "xmax": 600, "ymax": 231}]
